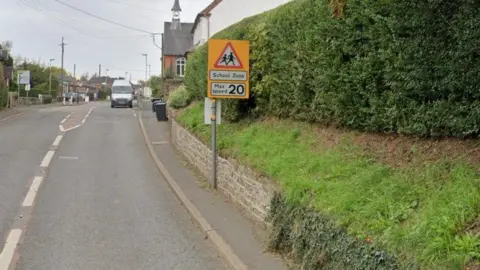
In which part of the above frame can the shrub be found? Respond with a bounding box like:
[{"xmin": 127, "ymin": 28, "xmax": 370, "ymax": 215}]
[
  {"xmin": 42, "ymin": 95, "xmax": 53, "ymax": 104},
  {"xmin": 184, "ymin": 0, "xmax": 480, "ymax": 137},
  {"xmin": 0, "ymin": 64, "xmax": 6, "ymax": 109},
  {"xmin": 268, "ymin": 193, "xmax": 401, "ymax": 270},
  {"xmin": 168, "ymin": 84, "xmax": 191, "ymax": 109}
]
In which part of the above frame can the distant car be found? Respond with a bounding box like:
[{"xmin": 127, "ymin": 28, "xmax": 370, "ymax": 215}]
[
  {"xmin": 65, "ymin": 92, "xmax": 81, "ymax": 102},
  {"xmin": 111, "ymin": 79, "xmax": 134, "ymax": 108}
]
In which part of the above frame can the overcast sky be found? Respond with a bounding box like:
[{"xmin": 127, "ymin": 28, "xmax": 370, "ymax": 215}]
[{"xmin": 0, "ymin": 0, "xmax": 210, "ymax": 81}]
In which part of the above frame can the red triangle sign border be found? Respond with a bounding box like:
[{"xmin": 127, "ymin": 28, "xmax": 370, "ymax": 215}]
[{"xmin": 213, "ymin": 42, "xmax": 244, "ymax": 69}]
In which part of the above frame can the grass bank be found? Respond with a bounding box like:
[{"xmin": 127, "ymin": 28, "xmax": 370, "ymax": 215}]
[{"xmin": 177, "ymin": 102, "xmax": 480, "ymax": 269}]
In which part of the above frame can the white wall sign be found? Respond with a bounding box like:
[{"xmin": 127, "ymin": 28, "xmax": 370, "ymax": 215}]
[
  {"xmin": 204, "ymin": 98, "xmax": 221, "ymax": 125},
  {"xmin": 17, "ymin": 70, "xmax": 30, "ymax": 85}
]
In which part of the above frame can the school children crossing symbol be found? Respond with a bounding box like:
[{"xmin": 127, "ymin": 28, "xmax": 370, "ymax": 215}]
[{"xmin": 213, "ymin": 42, "xmax": 244, "ymax": 69}]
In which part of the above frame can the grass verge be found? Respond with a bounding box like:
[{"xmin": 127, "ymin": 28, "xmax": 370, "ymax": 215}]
[{"xmin": 177, "ymin": 102, "xmax": 480, "ymax": 269}]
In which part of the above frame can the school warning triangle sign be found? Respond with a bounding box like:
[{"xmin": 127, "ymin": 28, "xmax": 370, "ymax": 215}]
[{"xmin": 214, "ymin": 42, "xmax": 244, "ymax": 69}]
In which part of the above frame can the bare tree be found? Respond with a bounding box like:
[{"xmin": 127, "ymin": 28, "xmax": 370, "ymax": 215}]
[{"xmin": 1, "ymin": 41, "xmax": 12, "ymax": 51}]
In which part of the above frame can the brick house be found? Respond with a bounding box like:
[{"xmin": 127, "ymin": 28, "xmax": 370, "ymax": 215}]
[{"xmin": 162, "ymin": 21, "xmax": 194, "ymax": 79}]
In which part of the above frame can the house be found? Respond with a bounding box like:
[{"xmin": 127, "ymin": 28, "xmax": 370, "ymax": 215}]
[
  {"xmin": 190, "ymin": 0, "xmax": 222, "ymax": 48},
  {"xmin": 76, "ymin": 82, "xmax": 97, "ymax": 95},
  {"xmin": 191, "ymin": 0, "xmax": 291, "ymax": 47},
  {"xmin": 163, "ymin": 21, "xmax": 194, "ymax": 78},
  {"xmin": 57, "ymin": 75, "xmax": 76, "ymax": 97},
  {"xmin": 87, "ymin": 76, "xmax": 115, "ymax": 91}
]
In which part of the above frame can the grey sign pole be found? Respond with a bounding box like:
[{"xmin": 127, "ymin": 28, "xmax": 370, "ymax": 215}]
[
  {"xmin": 17, "ymin": 74, "xmax": 20, "ymax": 98},
  {"xmin": 211, "ymin": 98, "xmax": 217, "ymax": 189}
]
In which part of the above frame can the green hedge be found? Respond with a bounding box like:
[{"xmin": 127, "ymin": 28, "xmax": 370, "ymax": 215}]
[
  {"xmin": 185, "ymin": 0, "xmax": 480, "ymax": 137},
  {"xmin": 268, "ymin": 193, "xmax": 402, "ymax": 270}
]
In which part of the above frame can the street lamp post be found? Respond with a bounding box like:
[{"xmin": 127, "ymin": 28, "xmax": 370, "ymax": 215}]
[
  {"xmin": 142, "ymin": 54, "xmax": 148, "ymax": 100},
  {"xmin": 142, "ymin": 53, "xmax": 148, "ymax": 84},
  {"xmin": 105, "ymin": 69, "xmax": 109, "ymax": 96},
  {"xmin": 49, "ymin": 58, "xmax": 55, "ymax": 96}
]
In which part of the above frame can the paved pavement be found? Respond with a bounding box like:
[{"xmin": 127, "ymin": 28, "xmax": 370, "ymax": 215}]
[
  {"xmin": 140, "ymin": 101, "xmax": 287, "ymax": 270},
  {"xmin": 0, "ymin": 102, "xmax": 229, "ymax": 270}
]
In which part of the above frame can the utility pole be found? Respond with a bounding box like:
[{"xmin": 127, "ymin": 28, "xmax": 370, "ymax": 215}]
[
  {"xmin": 105, "ymin": 69, "xmax": 109, "ymax": 87},
  {"xmin": 141, "ymin": 54, "xmax": 148, "ymax": 83},
  {"xmin": 49, "ymin": 58, "xmax": 55, "ymax": 96},
  {"xmin": 151, "ymin": 33, "xmax": 164, "ymax": 79},
  {"xmin": 99, "ymin": 64, "xmax": 102, "ymax": 77},
  {"xmin": 60, "ymin": 37, "xmax": 66, "ymax": 99},
  {"xmin": 148, "ymin": 64, "xmax": 151, "ymax": 77},
  {"xmin": 74, "ymin": 64, "xmax": 78, "ymax": 104}
]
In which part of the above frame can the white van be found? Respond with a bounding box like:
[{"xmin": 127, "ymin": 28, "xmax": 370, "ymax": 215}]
[{"xmin": 111, "ymin": 79, "xmax": 134, "ymax": 108}]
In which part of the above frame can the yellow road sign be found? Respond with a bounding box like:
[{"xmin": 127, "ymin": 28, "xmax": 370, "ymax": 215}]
[{"xmin": 207, "ymin": 39, "xmax": 249, "ymax": 99}]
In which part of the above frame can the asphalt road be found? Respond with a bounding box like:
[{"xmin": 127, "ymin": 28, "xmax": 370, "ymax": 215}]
[
  {"xmin": 0, "ymin": 107, "xmax": 67, "ymax": 251},
  {"xmin": 0, "ymin": 104, "xmax": 229, "ymax": 270}
]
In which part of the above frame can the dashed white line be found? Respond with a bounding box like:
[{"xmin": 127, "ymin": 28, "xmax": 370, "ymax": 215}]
[
  {"xmin": 22, "ymin": 177, "xmax": 43, "ymax": 207},
  {"xmin": 0, "ymin": 229, "xmax": 22, "ymax": 269},
  {"xmin": 58, "ymin": 156, "xmax": 78, "ymax": 160},
  {"xmin": 30, "ymin": 176, "xmax": 43, "ymax": 191},
  {"xmin": 0, "ymin": 108, "xmax": 83, "ymax": 269},
  {"xmin": 52, "ymin": 135, "xmax": 63, "ymax": 146},
  {"xmin": 40, "ymin": 151, "xmax": 55, "ymax": 168}
]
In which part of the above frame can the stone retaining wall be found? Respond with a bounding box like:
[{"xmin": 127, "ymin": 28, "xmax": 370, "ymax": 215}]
[{"xmin": 170, "ymin": 119, "xmax": 278, "ymax": 224}]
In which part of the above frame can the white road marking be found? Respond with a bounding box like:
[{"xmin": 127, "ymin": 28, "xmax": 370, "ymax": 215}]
[
  {"xmin": 64, "ymin": 125, "xmax": 80, "ymax": 132},
  {"xmin": 22, "ymin": 177, "xmax": 43, "ymax": 207},
  {"xmin": 0, "ymin": 112, "xmax": 28, "ymax": 124},
  {"xmin": 30, "ymin": 176, "xmax": 43, "ymax": 191},
  {"xmin": 60, "ymin": 113, "xmax": 72, "ymax": 124},
  {"xmin": 0, "ymin": 229, "xmax": 22, "ymax": 269},
  {"xmin": 58, "ymin": 156, "xmax": 78, "ymax": 160},
  {"xmin": 40, "ymin": 151, "xmax": 55, "ymax": 167},
  {"xmin": 133, "ymin": 111, "xmax": 137, "ymax": 117},
  {"xmin": 0, "ymin": 107, "xmax": 76, "ymax": 269},
  {"xmin": 52, "ymin": 135, "xmax": 63, "ymax": 146}
]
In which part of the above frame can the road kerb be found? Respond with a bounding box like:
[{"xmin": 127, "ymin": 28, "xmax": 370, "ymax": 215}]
[
  {"xmin": 0, "ymin": 104, "xmax": 64, "ymax": 125},
  {"xmin": 0, "ymin": 111, "xmax": 29, "ymax": 124},
  {"xmin": 138, "ymin": 111, "xmax": 248, "ymax": 270}
]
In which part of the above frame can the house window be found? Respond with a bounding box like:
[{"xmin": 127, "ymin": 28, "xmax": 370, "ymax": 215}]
[{"xmin": 176, "ymin": 57, "xmax": 186, "ymax": 77}]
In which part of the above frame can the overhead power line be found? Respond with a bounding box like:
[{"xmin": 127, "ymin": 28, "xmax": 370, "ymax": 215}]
[
  {"xmin": 18, "ymin": 0, "xmax": 151, "ymax": 40},
  {"xmin": 105, "ymin": 0, "xmax": 163, "ymax": 12},
  {"xmin": 52, "ymin": 0, "xmax": 153, "ymax": 34}
]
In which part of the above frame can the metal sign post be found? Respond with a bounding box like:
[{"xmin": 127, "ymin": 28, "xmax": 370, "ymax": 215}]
[
  {"xmin": 211, "ymin": 99, "xmax": 217, "ymax": 188},
  {"xmin": 207, "ymin": 39, "xmax": 250, "ymax": 189}
]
